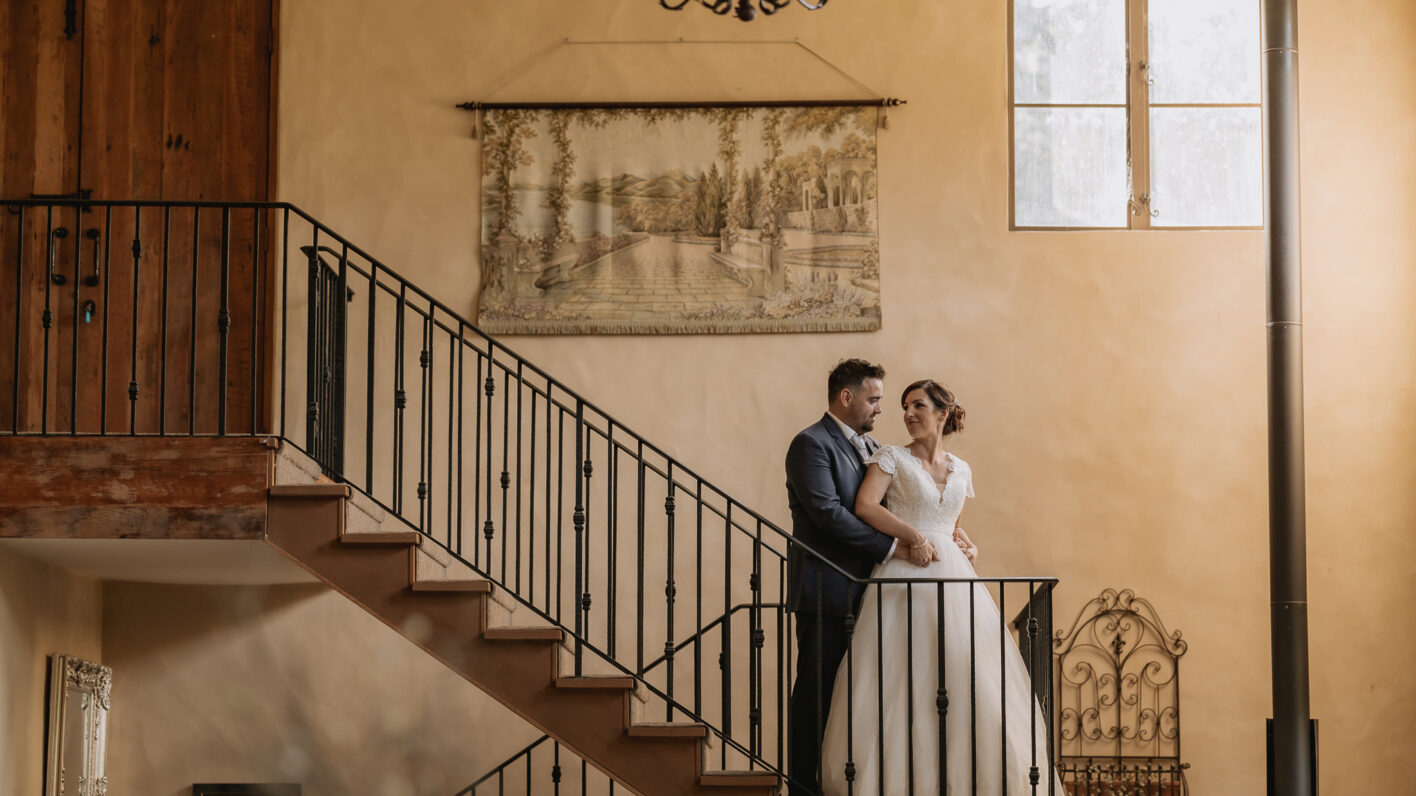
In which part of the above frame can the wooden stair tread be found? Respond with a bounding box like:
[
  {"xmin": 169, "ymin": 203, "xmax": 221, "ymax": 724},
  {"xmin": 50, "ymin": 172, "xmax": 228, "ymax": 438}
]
[
  {"xmin": 483, "ymin": 626, "xmax": 564, "ymax": 641},
  {"xmin": 339, "ymin": 531, "xmax": 422, "ymax": 546},
  {"xmin": 626, "ymin": 721, "xmax": 707, "ymax": 738},
  {"xmin": 409, "ymin": 579, "xmax": 492, "ymax": 593},
  {"xmin": 555, "ymin": 675, "xmax": 636, "ymax": 690},
  {"xmin": 699, "ymin": 770, "xmax": 781, "ymax": 787}
]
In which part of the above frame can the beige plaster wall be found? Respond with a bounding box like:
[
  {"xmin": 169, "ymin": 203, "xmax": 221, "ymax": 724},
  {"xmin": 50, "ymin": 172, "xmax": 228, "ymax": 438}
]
[
  {"xmin": 274, "ymin": 1, "xmax": 1416, "ymax": 793},
  {"xmin": 0, "ymin": 545, "xmax": 103, "ymax": 796},
  {"xmin": 101, "ymin": 581, "xmax": 532, "ymax": 796}
]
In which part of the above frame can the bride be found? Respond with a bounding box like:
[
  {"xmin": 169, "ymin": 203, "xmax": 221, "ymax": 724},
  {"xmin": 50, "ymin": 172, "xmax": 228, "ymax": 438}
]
[{"xmin": 820, "ymin": 379, "xmax": 1056, "ymax": 795}]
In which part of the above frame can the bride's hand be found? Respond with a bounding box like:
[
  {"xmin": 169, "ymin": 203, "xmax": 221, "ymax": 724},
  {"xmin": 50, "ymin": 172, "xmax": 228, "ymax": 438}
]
[{"xmin": 953, "ymin": 528, "xmax": 978, "ymax": 565}]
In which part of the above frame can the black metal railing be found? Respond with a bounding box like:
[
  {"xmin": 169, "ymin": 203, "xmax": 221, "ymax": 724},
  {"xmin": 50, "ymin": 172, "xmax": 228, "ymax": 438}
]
[
  {"xmin": 455, "ymin": 601, "xmax": 785, "ymax": 796},
  {"xmin": 1, "ymin": 198, "xmax": 1060, "ymax": 794}
]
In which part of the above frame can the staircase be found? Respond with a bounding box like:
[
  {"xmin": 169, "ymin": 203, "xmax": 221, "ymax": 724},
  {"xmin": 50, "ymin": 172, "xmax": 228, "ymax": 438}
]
[{"xmin": 265, "ymin": 482, "xmax": 777, "ymax": 795}]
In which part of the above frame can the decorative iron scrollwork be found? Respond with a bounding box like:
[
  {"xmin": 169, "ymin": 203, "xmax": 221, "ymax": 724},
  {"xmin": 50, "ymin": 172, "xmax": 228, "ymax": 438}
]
[
  {"xmin": 1053, "ymin": 588, "xmax": 1190, "ymax": 793},
  {"xmin": 660, "ymin": 0, "xmax": 828, "ymax": 22}
]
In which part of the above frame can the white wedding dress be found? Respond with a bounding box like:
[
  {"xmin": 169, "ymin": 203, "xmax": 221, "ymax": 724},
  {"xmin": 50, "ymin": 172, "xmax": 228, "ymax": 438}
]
[{"xmin": 820, "ymin": 446, "xmax": 1056, "ymax": 795}]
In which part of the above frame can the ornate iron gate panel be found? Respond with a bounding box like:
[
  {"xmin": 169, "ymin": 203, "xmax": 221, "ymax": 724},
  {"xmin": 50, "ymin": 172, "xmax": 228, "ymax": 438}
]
[
  {"xmin": 303, "ymin": 246, "xmax": 350, "ymax": 477},
  {"xmin": 1053, "ymin": 588, "xmax": 1189, "ymax": 795}
]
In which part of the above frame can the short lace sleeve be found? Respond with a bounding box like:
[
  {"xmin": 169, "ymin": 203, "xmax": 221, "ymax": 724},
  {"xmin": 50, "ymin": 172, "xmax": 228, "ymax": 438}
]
[
  {"xmin": 955, "ymin": 456, "xmax": 976, "ymax": 498},
  {"xmin": 864, "ymin": 445, "xmax": 899, "ymax": 475}
]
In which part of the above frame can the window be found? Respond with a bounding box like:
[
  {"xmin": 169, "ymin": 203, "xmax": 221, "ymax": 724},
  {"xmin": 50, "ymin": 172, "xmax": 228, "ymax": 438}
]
[{"xmin": 1011, "ymin": 0, "xmax": 1262, "ymax": 229}]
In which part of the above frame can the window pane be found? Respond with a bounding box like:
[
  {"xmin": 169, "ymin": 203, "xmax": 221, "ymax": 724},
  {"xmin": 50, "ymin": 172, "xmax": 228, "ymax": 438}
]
[
  {"xmin": 1150, "ymin": 107, "xmax": 1262, "ymax": 227},
  {"xmin": 1014, "ymin": 107, "xmax": 1129, "ymax": 227},
  {"xmin": 1148, "ymin": 0, "xmax": 1260, "ymax": 103},
  {"xmin": 1014, "ymin": 0, "xmax": 1127, "ymax": 104}
]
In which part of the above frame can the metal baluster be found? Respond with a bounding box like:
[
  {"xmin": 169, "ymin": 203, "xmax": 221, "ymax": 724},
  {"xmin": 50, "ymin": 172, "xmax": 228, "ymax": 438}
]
[
  {"xmin": 844, "ymin": 609, "xmax": 856, "ymax": 795},
  {"xmin": 158, "ymin": 207, "xmax": 170, "ymax": 434},
  {"xmin": 556, "ymin": 408, "xmax": 564, "ymax": 624},
  {"xmin": 418, "ymin": 312, "xmax": 430, "ymax": 532},
  {"xmin": 572, "ymin": 400, "xmax": 585, "ymax": 675},
  {"xmin": 334, "ymin": 244, "xmax": 349, "ymax": 467},
  {"xmin": 606, "ymin": 425, "xmax": 616, "ymax": 656},
  {"xmin": 938, "ymin": 582, "xmax": 949, "ymax": 793},
  {"xmin": 68, "ymin": 208, "xmax": 79, "ymax": 433},
  {"xmin": 1000, "ymin": 583, "xmax": 1008, "ymax": 795},
  {"xmin": 366, "ymin": 263, "xmax": 377, "ymax": 490},
  {"xmin": 249, "ymin": 208, "xmax": 260, "ymax": 434},
  {"xmin": 970, "ymin": 585, "xmax": 978, "ymax": 795},
  {"xmin": 527, "ymin": 385, "xmax": 535, "ymax": 598},
  {"xmin": 545, "ymin": 391, "xmax": 553, "ymax": 611},
  {"xmin": 189, "ymin": 208, "xmax": 201, "ymax": 434},
  {"xmin": 580, "ymin": 423, "xmax": 593, "ymax": 653},
  {"xmin": 457, "ymin": 328, "xmax": 468, "ymax": 557},
  {"xmin": 636, "ymin": 448, "xmax": 645, "ymax": 675},
  {"xmin": 551, "ymin": 742, "xmax": 561, "ymax": 796},
  {"xmin": 447, "ymin": 332, "xmax": 456, "ymax": 549},
  {"xmin": 41, "ymin": 207, "xmax": 53, "ymax": 434},
  {"xmin": 516, "ymin": 362, "xmax": 524, "ymax": 595},
  {"xmin": 10, "ymin": 205, "xmax": 23, "ymax": 433},
  {"xmin": 695, "ymin": 481, "xmax": 704, "ymax": 717},
  {"xmin": 393, "ymin": 284, "xmax": 406, "ymax": 514},
  {"xmin": 1028, "ymin": 582, "xmax": 1040, "ymax": 794},
  {"xmin": 473, "ymin": 351, "xmax": 483, "ymax": 568},
  {"xmin": 906, "ymin": 582, "xmax": 915, "ymax": 795},
  {"xmin": 777, "ymin": 556, "xmax": 786, "ymax": 771},
  {"xmin": 127, "ymin": 207, "xmax": 142, "ymax": 434},
  {"xmin": 877, "ymin": 584, "xmax": 886, "ymax": 794},
  {"xmin": 1047, "ymin": 585, "xmax": 1056, "ymax": 796},
  {"xmin": 308, "ymin": 239, "xmax": 325, "ymax": 463},
  {"xmin": 750, "ymin": 522, "xmax": 763, "ymax": 758},
  {"xmin": 500, "ymin": 369, "xmax": 510, "ymax": 582},
  {"xmin": 278, "ymin": 210, "xmax": 288, "ymax": 438},
  {"xmin": 483, "ymin": 358, "xmax": 495, "ymax": 568},
  {"xmin": 99, "ymin": 207, "xmax": 112, "ymax": 434},
  {"xmin": 721, "ymin": 508, "xmax": 733, "ymax": 769},
  {"xmin": 217, "ymin": 206, "xmax": 230, "ymax": 434},
  {"xmin": 664, "ymin": 469, "xmax": 676, "ymax": 720}
]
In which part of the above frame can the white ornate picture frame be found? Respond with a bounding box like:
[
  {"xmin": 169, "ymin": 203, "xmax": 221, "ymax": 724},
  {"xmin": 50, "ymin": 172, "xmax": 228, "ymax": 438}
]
[{"xmin": 45, "ymin": 654, "xmax": 112, "ymax": 796}]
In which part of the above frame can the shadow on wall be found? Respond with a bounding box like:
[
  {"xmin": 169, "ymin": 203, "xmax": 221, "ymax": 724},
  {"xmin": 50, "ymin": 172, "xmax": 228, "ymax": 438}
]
[{"xmin": 104, "ymin": 582, "xmax": 529, "ymax": 796}]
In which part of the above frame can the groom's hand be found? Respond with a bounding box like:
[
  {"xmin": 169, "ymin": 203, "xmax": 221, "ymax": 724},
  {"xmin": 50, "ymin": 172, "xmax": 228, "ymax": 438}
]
[{"xmin": 906, "ymin": 542, "xmax": 936, "ymax": 567}]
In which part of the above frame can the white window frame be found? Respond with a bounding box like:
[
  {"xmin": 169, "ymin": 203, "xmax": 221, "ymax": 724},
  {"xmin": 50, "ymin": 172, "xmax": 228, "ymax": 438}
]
[{"xmin": 1008, "ymin": 0, "xmax": 1264, "ymax": 231}]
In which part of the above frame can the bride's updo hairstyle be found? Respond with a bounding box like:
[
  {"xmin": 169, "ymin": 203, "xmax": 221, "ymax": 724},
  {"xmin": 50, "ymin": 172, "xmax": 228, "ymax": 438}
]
[{"xmin": 902, "ymin": 379, "xmax": 966, "ymax": 436}]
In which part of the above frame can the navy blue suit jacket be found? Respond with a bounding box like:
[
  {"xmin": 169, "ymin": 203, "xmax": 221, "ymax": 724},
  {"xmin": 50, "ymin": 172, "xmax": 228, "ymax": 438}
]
[{"xmin": 785, "ymin": 414, "xmax": 894, "ymax": 617}]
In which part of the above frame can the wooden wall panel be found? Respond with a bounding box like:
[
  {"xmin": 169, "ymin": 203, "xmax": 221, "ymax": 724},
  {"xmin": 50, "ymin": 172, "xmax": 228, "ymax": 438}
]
[{"xmin": 2, "ymin": 0, "xmax": 273, "ymax": 435}]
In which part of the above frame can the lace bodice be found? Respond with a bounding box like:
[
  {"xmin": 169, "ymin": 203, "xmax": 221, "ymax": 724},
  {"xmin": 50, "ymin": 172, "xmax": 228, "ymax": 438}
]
[{"xmin": 863, "ymin": 445, "xmax": 974, "ymax": 533}]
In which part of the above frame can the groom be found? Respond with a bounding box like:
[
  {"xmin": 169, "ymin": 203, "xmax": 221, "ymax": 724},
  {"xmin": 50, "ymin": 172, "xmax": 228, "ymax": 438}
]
[{"xmin": 785, "ymin": 359, "xmax": 928, "ymax": 795}]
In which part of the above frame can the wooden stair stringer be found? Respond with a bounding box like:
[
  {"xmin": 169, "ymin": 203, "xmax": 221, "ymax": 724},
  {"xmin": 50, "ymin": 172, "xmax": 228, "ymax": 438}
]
[{"xmin": 264, "ymin": 486, "xmax": 778, "ymax": 796}]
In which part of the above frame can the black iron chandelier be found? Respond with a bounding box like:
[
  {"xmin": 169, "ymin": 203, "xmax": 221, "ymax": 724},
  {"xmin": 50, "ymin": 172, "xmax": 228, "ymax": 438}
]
[{"xmin": 660, "ymin": 0, "xmax": 828, "ymax": 23}]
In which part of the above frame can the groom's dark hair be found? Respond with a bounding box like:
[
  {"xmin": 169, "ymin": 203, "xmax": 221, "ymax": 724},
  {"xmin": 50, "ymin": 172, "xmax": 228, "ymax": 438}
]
[{"xmin": 827, "ymin": 358, "xmax": 886, "ymax": 401}]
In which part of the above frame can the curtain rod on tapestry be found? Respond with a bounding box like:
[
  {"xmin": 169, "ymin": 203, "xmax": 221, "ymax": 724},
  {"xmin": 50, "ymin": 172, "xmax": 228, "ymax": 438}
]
[
  {"xmin": 457, "ymin": 98, "xmax": 904, "ymax": 111},
  {"xmin": 455, "ymin": 38, "xmax": 904, "ymax": 112}
]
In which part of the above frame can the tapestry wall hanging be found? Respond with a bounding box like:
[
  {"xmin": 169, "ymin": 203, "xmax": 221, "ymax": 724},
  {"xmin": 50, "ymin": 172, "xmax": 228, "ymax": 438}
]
[{"xmin": 477, "ymin": 106, "xmax": 881, "ymax": 335}]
